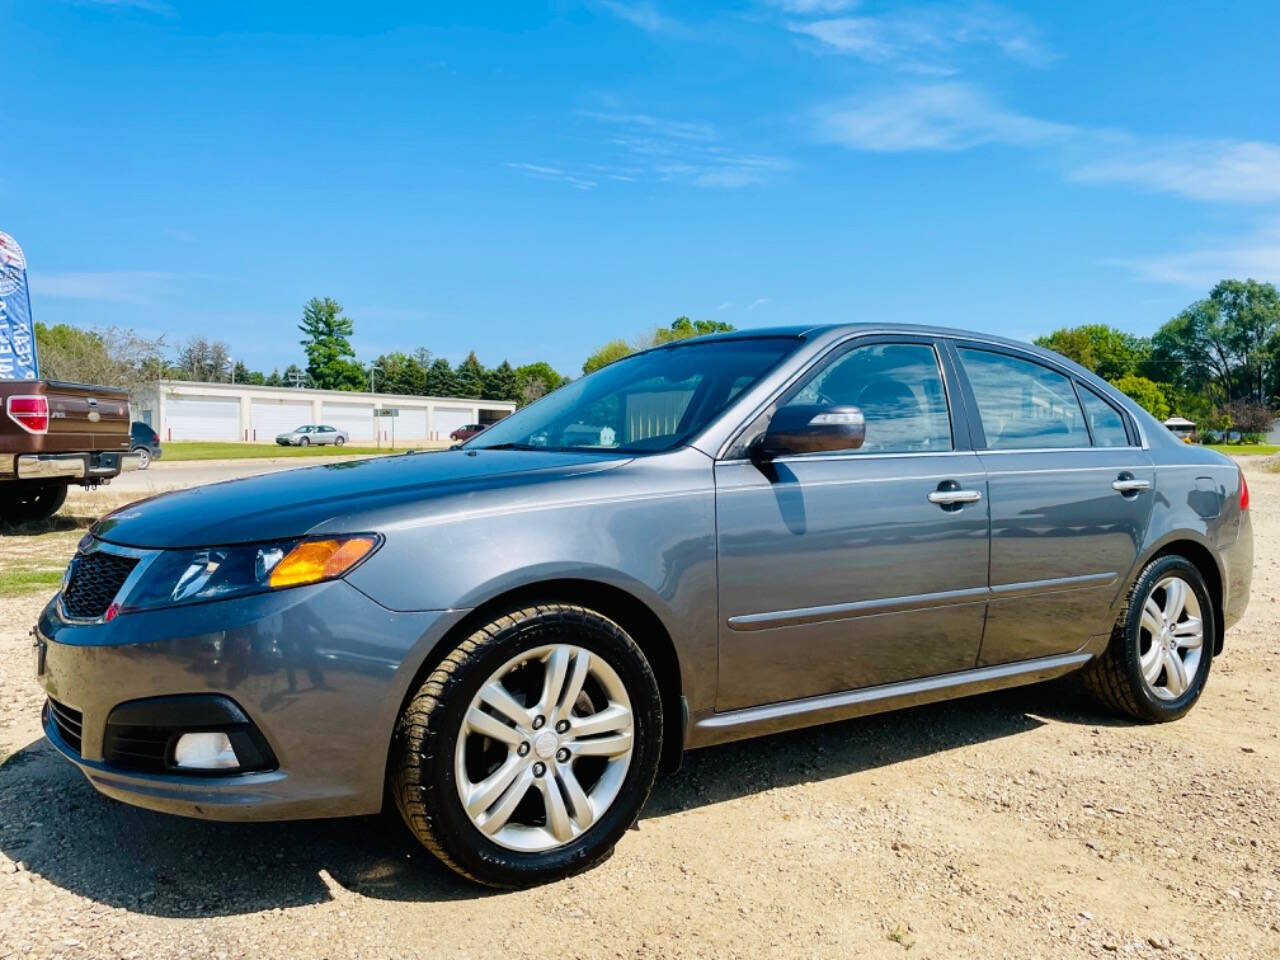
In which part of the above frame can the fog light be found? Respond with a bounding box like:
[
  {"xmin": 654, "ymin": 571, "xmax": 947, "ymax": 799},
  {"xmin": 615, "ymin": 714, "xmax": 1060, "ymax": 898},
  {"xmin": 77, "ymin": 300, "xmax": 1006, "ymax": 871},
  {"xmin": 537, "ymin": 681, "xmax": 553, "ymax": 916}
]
[{"xmin": 173, "ymin": 732, "xmax": 239, "ymax": 770}]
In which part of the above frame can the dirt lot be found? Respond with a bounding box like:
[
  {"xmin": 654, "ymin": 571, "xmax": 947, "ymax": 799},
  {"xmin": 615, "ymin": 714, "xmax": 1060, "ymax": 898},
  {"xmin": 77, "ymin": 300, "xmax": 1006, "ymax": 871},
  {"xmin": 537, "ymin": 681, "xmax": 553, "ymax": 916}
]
[{"xmin": 1, "ymin": 461, "xmax": 1277, "ymax": 959}]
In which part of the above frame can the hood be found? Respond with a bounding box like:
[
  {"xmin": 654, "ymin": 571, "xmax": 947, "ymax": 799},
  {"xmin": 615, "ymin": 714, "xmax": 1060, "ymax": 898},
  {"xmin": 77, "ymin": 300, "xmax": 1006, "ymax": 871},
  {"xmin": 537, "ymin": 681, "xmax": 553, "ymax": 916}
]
[{"xmin": 93, "ymin": 449, "xmax": 628, "ymax": 549}]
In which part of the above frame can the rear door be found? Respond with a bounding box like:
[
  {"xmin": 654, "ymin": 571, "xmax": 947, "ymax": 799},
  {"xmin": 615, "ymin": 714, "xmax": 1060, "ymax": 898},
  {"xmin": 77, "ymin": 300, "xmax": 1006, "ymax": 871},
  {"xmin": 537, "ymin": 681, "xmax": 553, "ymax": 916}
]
[
  {"xmin": 714, "ymin": 336, "xmax": 991, "ymax": 711},
  {"xmin": 949, "ymin": 342, "xmax": 1155, "ymax": 665}
]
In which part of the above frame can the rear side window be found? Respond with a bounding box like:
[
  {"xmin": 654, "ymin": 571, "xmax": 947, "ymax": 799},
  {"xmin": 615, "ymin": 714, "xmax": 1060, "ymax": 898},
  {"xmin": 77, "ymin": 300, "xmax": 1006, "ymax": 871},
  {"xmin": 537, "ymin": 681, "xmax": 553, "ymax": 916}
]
[
  {"xmin": 783, "ymin": 342, "xmax": 952, "ymax": 454},
  {"xmin": 1079, "ymin": 388, "xmax": 1131, "ymax": 447},
  {"xmin": 958, "ymin": 348, "xmax": 1090, "ymax": 450}
]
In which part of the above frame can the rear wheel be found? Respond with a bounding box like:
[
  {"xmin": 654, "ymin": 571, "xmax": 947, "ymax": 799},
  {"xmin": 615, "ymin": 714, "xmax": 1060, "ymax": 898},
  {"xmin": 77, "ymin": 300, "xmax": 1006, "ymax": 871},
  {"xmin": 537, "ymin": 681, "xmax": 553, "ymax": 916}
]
[
  {"xmin": 132, "ymin": 446, "xmax": 151, "ymax": 470},
  {"xmin": 1082, "ymin": 555, "xmax": 1214, "ymax": 723},
  {"xmin": 334, "ymin": 436, "xmax": 345, "ymax": 447},
  {"xmin": 0, "ymin": 482, "xmax": 69, "ymax": 525},
  {"xmin": 391, "ymin": 604, "xmax": 663, "ymax": 887}
]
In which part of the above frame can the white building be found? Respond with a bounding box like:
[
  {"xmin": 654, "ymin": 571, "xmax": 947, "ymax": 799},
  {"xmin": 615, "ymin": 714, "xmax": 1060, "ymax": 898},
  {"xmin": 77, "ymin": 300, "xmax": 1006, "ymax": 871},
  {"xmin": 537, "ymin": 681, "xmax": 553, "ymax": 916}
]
[{"xmin": 132, "ymin": 380, "xmax": 516, "ymax": 444}]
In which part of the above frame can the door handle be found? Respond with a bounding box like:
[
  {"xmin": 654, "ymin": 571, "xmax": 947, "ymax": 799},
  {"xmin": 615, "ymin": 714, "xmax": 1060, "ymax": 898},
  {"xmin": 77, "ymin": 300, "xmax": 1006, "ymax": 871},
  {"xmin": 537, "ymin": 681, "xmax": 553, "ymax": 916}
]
[
  {"xmin": 1112, "ymin": 478, "xmax": 1151, "ymax": 494},
  {"xmin": 928, "ymin": 489, "xmax": 982, "ymax": 505}
]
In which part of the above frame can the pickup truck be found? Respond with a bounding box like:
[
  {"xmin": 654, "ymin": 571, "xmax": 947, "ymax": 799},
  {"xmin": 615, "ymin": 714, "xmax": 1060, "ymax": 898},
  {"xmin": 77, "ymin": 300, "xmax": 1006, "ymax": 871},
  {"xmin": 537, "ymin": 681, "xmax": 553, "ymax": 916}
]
[{"xmin": 0, "ymin": 380, "xmax": 134, "ymax": 524}]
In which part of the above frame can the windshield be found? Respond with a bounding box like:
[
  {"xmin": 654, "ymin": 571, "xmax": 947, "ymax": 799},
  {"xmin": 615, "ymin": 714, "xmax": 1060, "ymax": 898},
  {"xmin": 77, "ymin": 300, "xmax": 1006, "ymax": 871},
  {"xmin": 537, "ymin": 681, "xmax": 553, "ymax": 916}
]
[{"xmin": 468, "ymin": 337, "xmax": 799, "ymax": 453}]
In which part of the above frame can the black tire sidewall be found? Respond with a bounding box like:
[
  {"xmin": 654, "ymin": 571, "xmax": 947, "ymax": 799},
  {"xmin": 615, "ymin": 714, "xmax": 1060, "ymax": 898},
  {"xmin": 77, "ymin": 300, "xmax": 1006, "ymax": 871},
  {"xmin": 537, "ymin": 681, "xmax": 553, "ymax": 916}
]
[
  {"xmin": 408, "ymin": 608, "xmax": 662, "ymax": 886},
  {"xmin": 1120, "ymin": 556, "xmax": 1214, "ymax": 720}
]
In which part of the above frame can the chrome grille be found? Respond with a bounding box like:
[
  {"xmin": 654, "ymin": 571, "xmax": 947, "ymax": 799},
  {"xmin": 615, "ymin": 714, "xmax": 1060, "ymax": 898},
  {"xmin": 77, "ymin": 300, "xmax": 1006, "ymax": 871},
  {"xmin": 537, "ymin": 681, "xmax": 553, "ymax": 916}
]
[{"xmin": 61, "ymin": 551, "xmax": 137, "ymax": 619}]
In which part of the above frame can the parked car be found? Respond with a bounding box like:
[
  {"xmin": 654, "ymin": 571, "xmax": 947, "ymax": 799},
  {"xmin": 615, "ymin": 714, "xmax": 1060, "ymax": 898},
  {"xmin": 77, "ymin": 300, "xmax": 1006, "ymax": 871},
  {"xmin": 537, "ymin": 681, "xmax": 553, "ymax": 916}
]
[
  {"xmin": 1, "ymin": 380, "xmax": 135, "ymax": 524},
  {"xmin": 130, "ymin": 421, "xmax": 162, "ymax": 470},
  {"xmin": 275, "ymin": 424, "xmax": 348, "ymax": 447},
  {"xmin": 35, "ymin": 324, "xmax": 1252, "ymax": 889},
  {"xmin": 449, "ymin": 423, "xmax": 486, "ymax": 441}
]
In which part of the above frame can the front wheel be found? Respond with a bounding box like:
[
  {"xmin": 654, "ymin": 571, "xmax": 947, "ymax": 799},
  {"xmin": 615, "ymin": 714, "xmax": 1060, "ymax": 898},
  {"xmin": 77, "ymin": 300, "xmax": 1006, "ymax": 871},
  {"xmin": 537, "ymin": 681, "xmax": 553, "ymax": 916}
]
[
  {"xmin": 298, "ymin": 437, "xmax": 309, "ymax": 447},
  {"xmin": 1082, "ymin": 555, "xmax": 1215, "ymax": 723},
  {"xmin": 0, "ymin": 482, "xmax": 69, "ymax": 525},
  {"xmin": 391, "ymin": 604, "xmax": 663, "ymax": 887}
]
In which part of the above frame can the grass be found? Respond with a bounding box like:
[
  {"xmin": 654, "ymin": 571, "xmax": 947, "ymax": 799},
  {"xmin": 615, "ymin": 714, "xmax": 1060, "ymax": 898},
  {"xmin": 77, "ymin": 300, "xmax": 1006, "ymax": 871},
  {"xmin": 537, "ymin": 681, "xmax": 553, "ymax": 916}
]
[
  {"xmin": 162, "ymin": 441, "xmax": 416, "ymax": 461},
  {"xmin": 0, "ymin": 568, "xmax": 64, "ymax": 598},
  {"xmin": 1204, "ymin": 443, "xmax": 1279, "ymax": 456}
]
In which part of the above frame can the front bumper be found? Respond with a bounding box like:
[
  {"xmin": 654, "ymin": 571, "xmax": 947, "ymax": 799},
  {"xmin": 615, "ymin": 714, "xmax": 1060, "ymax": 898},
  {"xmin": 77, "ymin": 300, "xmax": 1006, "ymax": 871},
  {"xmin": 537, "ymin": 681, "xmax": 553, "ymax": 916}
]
[{"xmin": 35, "ymin": 578, "xmax": 462, "ymax": 821}]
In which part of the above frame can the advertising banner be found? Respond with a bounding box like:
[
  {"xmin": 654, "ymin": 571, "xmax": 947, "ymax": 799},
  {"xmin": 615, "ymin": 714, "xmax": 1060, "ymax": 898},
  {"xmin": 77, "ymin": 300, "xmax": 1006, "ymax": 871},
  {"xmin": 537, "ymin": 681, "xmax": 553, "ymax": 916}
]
[{"xmin": 0, "ymin": 231, "xmax": 39, "ymax": 380}]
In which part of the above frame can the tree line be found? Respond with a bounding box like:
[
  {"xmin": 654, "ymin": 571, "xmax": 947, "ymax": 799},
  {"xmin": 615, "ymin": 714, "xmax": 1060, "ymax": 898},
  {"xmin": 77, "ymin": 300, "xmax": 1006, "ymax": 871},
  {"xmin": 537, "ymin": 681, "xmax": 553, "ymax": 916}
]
[{"xmin": 1036, "ymin": 278, "xmax": 1280, "ymax": 441}]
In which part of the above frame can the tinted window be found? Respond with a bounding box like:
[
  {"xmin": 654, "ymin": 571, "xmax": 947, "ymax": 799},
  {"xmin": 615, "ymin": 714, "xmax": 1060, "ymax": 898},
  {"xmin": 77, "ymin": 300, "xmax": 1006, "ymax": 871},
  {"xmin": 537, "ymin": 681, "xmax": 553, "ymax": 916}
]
[
  {"xmin": 470, "ymin": 337, "xmax": 798, "ymax": 453},
  {"xmin": 958, "ymin": 348, "xmax": 1090, "ymax": 450},
  {"xmin": 1079, "ymin": 387, "xmax": 1131, "ymax": 447},
  {"xmin": 783, "ymin": 342, "xmax": 952, "ymax": 454}
]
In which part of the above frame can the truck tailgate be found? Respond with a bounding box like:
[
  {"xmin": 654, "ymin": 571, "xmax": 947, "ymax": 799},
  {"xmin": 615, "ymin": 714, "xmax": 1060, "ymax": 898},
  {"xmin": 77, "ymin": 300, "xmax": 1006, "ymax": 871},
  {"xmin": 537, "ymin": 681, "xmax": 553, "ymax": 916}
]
[{"xmin": 3, "ymin": 381, "xmax": 131, "ymax": 454}]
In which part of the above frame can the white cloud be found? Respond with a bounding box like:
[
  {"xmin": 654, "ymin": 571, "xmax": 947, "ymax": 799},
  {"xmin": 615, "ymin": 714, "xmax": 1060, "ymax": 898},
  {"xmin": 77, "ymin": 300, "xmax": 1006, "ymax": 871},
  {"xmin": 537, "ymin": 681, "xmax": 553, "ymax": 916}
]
[
  {"xmin": 597, "ymin": 1, "xmax": 680, "ymax": 35},
  {"xmin": 787, "ymin": 3, "xmax": 1054, "ymax": 70},
  {"xmin": 1107, "ymin": 226, "xmax": 1280, "ymax": 287},
  {"xmin": 816, "ymin": 83, "xmax": 1072, "ymax": 152},
  {"xmin": 747, "ymin": 297, "xmax": 771, "ymax": 310},
  {"xmin": 717, "ymin": 301, "xmax": 733, "ymax": 310},
  {"xmin": 1069, "ymin": 139, "xmax": 1280, "ymax": 206},
  {"xmin": 505, "ymin": 162, "xmax": 597, "ymax": 190},
  {"xmin": 30, "ymin": 271, "xmax": 177, "ymax": 304},
  {"xmin": 768, "ymin": 0, "xmax": 860, "ymax": 12}
]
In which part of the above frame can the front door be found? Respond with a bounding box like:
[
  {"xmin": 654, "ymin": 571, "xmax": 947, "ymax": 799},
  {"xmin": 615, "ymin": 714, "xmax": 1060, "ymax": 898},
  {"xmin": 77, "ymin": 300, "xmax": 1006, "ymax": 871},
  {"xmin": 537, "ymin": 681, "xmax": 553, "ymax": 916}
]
[
  {"xmin": 714, "ymin": 337, "xmax": 991, "ymax": 712},
  {"xmin": 950, "ymin": 343, "xmax": 1156, "ymax": 665}
]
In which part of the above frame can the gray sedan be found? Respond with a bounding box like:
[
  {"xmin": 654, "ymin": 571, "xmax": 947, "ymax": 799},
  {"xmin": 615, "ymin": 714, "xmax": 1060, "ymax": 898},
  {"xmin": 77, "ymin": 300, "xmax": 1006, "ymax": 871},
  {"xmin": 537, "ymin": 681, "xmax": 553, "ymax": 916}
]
[
  {"xmin": 274, "ymin": 424, "xmax": 348, "ymax": 446},
  {"xmin": 35, "ymin": 323, "xmax": 1252, "ymax": 888}
]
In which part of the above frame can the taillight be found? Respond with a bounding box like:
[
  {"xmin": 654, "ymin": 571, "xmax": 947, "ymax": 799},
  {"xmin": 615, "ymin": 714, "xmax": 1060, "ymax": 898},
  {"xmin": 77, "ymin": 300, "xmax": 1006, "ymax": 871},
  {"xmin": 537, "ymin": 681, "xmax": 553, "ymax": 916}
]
[
  {"xmin": 6, "ymin": 395, "xmax": 50, "ymax": 434},
  {"xmin": 1240, "ymin": 470, "xmax": 1250, "ymax": 511}
]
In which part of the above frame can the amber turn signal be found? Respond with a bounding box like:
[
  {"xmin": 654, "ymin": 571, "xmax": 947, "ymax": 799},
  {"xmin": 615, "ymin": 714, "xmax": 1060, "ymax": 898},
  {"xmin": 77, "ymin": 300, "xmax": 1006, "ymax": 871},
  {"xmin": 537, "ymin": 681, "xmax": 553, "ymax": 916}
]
[{"xmin": 268, "ymin": 536, "xmax": 378, "ymax": 589}]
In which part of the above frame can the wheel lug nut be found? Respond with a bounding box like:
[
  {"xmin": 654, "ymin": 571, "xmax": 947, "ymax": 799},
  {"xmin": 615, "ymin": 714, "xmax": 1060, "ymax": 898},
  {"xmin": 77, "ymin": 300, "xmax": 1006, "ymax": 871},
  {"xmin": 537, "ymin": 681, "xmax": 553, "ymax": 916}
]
[
  {"xmin": 556, "ymin": 748, "xmax": 570, "ymax": 763},
  {"xmin": 555, "ymin": 719, "xmax": 569, "ymax": 734},
  {"xmin": 532, "ymin": 715, "xmax": 545, "ymax": 730},
  {"xmin": 517, "ymin": 742, "xmax": 530, "ymax": 757},
  {"xmin": 533, "ymin": 762, "xmax": 546, "ymax": 777}
]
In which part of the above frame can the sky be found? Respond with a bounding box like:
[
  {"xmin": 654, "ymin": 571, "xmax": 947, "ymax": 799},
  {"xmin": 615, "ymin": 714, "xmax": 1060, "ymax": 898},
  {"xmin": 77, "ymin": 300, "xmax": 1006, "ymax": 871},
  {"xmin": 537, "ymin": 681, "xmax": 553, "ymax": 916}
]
[{"xmin": 3, "ymin": 1, "xmax": 1279, "ymax": 378}]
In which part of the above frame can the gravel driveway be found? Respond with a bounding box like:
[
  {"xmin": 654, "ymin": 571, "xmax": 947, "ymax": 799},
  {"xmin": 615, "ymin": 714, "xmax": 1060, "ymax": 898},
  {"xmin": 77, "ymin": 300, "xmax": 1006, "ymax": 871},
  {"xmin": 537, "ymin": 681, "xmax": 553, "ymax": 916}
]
[{"xmin": 1, "ymin": 460, "xmax": 1277, "ymax": 959}]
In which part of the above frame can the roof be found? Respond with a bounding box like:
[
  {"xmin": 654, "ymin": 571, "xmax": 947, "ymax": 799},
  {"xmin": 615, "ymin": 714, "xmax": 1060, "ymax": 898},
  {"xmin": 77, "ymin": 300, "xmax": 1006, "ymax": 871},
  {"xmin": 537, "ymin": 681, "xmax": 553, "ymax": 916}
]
[{"xmin": 1163, "ymin": 417, "xmax": 1197, "ymax": 427}]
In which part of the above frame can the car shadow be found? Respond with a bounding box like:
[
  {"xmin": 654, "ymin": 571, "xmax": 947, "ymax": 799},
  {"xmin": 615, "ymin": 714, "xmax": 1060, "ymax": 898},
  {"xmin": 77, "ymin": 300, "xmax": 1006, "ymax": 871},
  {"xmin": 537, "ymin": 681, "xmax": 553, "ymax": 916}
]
[{"xmin": 0, "ymin": 681, "xmax": 1121, "ymax": 914}]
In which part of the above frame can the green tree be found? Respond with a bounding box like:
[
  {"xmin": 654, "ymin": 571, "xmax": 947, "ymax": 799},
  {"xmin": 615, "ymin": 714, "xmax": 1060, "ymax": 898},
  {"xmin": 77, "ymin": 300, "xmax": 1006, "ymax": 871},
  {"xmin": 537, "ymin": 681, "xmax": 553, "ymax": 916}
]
[
  {"xmin": 583, "ymin": 316, "xmax": 736, "ymax": 374},
  {"xmin": 483, "ymin": 360, "xmax": 520, "ymax": 402},
  {"xmin": 514, "ymin": 361, "xmax": 569, "ymax": 405},
  {"xmin": 1111, "ymin": 374, "xmax": 1171, "ymax": 421},
  {"xmin": 373, "ymin": 351, "xmax": 428, "ymax": 395},
  {"xmin": 454, "ymin": 351, "xmax": 487, "ymax": 398},
  {"xmin": 298, "ymin": 297, "xmax": 364, "ymax": 390},
  {"xmin": 232, "ymin": 360, "xmax": 266, "ymax": 385},
  {"xmin": 264, "ymin": 368, "xmax": 284, "ymax": 387},
  {"xmin": 35, "ymin": 322, "xmax": 168, "ymax": 390},
  {"xmin": 424, "ymin": 357, "xmax": 459, "ymax": 396},
  {"xmin": 1149, "ymin": 279, "xmax": 1280, "ymax": 405},
  {"xmin": 1035, "ymin": 324, "xmax": 1150, "ymax": 381},
  {"xmin": 583, "ymin": 339, "xmax": 633, "ymax": 374}
]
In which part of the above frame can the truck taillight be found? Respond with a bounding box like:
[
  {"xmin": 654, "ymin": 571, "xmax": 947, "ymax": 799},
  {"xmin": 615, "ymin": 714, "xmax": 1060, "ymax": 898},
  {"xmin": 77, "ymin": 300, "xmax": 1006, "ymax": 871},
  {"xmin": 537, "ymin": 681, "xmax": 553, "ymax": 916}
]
[
  {"xmin": 6, "ymin": 395, "xmax": 50, "ymax": 434},
  {"xmin": 1240, "ymin": 469, "xmax": 1250, "ymax": 511}
]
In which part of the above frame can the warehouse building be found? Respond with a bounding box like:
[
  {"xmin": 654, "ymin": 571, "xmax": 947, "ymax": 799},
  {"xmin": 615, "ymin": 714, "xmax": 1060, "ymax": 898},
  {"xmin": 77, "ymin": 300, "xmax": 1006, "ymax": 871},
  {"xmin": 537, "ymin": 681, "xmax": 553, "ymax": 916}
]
[{"xmin": 132, "ymin": 380, "xmax": 516, "ymax": 444}]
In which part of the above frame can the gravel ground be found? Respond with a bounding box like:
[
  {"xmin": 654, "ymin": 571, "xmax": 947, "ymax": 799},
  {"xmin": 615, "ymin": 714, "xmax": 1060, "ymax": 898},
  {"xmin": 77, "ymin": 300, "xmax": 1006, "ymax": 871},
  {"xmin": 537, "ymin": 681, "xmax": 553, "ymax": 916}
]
[{"xmin": 1, "ymin": 459, "xmax": 1277, "ymax": 959}]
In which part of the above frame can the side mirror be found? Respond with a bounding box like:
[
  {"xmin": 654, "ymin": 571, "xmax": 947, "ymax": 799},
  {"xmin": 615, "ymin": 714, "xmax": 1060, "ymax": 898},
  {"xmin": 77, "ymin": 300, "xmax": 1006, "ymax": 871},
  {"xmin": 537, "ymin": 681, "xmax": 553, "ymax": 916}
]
[{"xmin": 752, "ymin": 404, "xmax": 866, "ymax": 461}]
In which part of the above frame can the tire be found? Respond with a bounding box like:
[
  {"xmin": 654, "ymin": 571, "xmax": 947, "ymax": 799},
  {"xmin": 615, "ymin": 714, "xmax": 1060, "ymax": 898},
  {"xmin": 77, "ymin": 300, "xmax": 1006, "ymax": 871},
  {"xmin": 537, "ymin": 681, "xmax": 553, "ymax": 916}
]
[
  {"xmin": 391, "ymin": 604, "xmax": 663, "ymax": 888},
  {"xmin": 335, "ymin": 436, "xmax": 345, "ymax": 447},
  {"xmin": 0, "ymin": 482, "xmax": 69, "ymax": 525},
  {"xmin": 298, "ymin": 437, "xmax": 310, "ymax": 447},
  {"xmin": 132, "ymin": 446, "xmax": 151, "ymax": 470},
  {"xmin": 1082, "ymin": 554, "xmax": 1215, "ymax": 723}
]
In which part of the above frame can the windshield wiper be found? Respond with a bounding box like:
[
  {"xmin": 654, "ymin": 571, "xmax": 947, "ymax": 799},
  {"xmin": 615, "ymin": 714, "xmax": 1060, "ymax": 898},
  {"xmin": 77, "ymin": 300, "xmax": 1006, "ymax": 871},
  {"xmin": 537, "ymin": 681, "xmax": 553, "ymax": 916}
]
[{"xmin": 476, "ymin": 442, "xmax": 541, "ymax": 450}]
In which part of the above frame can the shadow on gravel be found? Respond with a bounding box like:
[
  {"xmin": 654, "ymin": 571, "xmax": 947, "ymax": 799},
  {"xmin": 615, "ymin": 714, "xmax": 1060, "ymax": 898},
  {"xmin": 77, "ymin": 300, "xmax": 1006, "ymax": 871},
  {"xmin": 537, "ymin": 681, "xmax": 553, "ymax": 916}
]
[{"xmin": 0, "ymin": 680, "xmax": 1122, "ymax": 914}]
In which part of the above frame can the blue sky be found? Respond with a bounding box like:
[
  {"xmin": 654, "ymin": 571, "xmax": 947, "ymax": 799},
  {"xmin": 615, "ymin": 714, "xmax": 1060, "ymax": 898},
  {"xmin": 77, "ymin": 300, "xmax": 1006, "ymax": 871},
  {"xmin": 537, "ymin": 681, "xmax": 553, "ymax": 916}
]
[{"xmin": 3, "ymin": 1, "xmax": 1278, "ymax": 377}]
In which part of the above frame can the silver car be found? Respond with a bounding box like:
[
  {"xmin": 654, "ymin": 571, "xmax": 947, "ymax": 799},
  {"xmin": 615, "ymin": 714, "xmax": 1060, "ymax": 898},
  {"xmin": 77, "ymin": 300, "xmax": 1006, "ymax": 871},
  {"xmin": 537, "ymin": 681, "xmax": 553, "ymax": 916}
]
[
  {"xmin": 35, "ymin": 324, "xmax": 1252, "ymax": 888},
  {"xmin": 274, "ymin": 424, "xmax": 348, "ymax": 447}
]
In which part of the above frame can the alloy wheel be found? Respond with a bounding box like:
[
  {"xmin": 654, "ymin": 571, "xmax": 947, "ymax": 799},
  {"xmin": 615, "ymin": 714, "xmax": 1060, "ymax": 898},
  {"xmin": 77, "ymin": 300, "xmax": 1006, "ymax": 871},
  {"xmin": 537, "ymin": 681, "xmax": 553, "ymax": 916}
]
[
  {"xmin": 1138, "ymin": 575, "xmax": 1204, "ymax": 701},
  {"xmin": 454, "ymin": 643, "xmax": 634, "ymax": 852}
]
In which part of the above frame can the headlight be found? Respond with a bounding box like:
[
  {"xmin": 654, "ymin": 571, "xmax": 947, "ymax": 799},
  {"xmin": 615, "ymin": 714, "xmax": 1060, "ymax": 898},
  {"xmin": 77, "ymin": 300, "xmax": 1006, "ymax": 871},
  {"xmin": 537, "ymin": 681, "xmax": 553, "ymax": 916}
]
[{"xmin": 121, "ymin": 535, "xmax": 379, "ymax": 613}]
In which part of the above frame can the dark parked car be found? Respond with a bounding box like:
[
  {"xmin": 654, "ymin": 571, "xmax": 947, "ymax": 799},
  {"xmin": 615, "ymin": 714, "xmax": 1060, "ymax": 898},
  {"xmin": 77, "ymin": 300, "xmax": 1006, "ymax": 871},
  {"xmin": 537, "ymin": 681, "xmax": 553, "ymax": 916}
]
[
  {"xmin": 130, "ymin": 421, "xmax": 162, "ymax": 470},
  {"xmin": 35, "ymin": 324, "xmax": 1252, "ymax": 888},
  {"xmin": 449, "ymin": 423, "xmax": 486, "ymax": 441}
]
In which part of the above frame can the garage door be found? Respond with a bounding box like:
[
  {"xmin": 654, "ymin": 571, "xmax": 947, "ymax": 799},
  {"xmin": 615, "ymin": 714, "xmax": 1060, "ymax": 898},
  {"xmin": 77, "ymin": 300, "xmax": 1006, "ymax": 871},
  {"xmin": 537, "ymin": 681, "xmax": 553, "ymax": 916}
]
[
  {"xmin": 166, "ymin": 395, "xmax": 240, "ymax": 442},
  {"xmin": 433, "ymin": 405, "xmax": 472, "ymax": 438},
  {"xmin": 322, "ymin": 402, "xmax": 374, "ymax": 442},
  {"xmin": 250, "ymin": 399, "xmax": 312, "ymax": 442},
  {"xmin": 394, "ymin": 409, "xmax": 428, "ymax": 441}
]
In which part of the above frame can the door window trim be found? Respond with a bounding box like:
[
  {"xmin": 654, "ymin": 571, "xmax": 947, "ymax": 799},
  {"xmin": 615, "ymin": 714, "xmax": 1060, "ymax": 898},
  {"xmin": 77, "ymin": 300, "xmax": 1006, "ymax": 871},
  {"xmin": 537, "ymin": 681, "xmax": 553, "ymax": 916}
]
[
  {"xmin": 717, "ymin": 334, "xmax": 972, "ymax": 462},
  {"xmin": 947, "ymin": 340, "xmax": 1140, "ymax": 452}
]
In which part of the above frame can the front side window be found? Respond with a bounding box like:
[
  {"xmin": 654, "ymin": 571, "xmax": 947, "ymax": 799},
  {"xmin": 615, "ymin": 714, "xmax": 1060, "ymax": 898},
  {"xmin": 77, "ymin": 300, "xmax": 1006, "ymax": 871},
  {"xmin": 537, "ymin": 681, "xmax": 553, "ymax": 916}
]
[
  {"xmin": 958, "ymin": 348, "xmax": 1090, "ymax": 450},
  {"xmin": 780, "ymin": 342, "xmax": 953, "ymax": 454},
  {"xmin": 1078, "ymin": 387, "xmax": 1131, "ymax": 447},
  {"xmin": 469, "ymin": 337, "xmax": 799, "ymax": 453}
]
